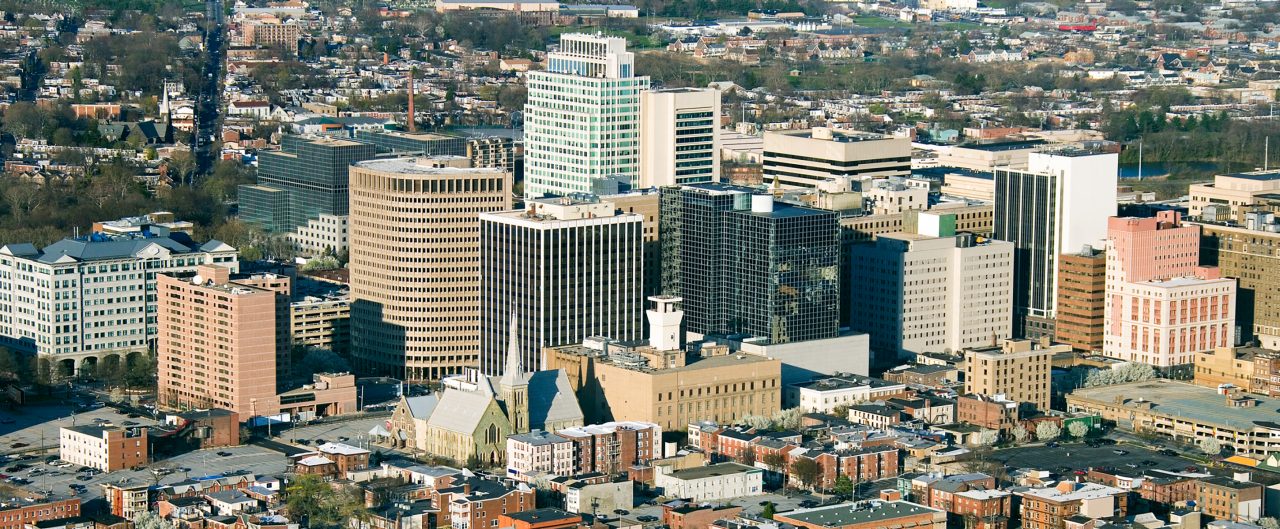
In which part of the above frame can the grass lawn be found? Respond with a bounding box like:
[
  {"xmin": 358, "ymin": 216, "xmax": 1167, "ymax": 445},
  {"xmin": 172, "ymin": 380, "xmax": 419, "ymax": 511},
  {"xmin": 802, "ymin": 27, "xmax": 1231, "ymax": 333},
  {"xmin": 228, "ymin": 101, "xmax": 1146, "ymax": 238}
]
[{"xmin": 853, "ymin": 16, "xmax": 912, "ymax": 29}]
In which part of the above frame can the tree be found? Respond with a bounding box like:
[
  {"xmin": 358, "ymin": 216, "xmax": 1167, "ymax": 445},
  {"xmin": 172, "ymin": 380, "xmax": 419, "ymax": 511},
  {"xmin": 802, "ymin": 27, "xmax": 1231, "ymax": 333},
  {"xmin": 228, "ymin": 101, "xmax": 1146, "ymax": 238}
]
[
  {"xmin": 1198, "ymin": 437, "xmax": 1222, "ymax": 456},
  {"xmin": 1012, "ymin": 425, "xmax": 1030, "ymax": 445},
  {"xmin": 790, "ymin": 458, "xmax": 821, "ymax": 490},
  {"xmin": 1084, "ymin": 363, "xmax": 1156, "ymax": 387},
  {"xmin": 1067, "ymin": 421, "xmax": 1089, "ymax": 439},
  {"xmin": 761, "ymin": 502, "xmax": 776, "ymax": 520},
  {"xmin": 975, "ymin": 429, "xmax": 999, "ymax": 447},
  {"xmin": 762, "ymin": 452, "xmax": 787, "ymax": 472},
  {"xmin": 124, "ymin": 353, "xmax": 156, "ymax": 389},
  {"xmin": 1258, "ymin": 518, "xmax": 1280, "ymax": 529},
  {"xmin": 1035, "ymin": 422, "xmax": 1060, "ymax": 441},
  {"xmin": 302, "ymin": 256, "xmax": 340, "ymax": 271},
  {"xmin": 286, "ymin": 474, "xmax": 330, "ymax": 526},
  {"xmin": 741, "ymin": 447, "xmax": 756, "ymax": 466},
  {"xmin": 133, "ymin": 512, "xmax": 176, "ymax": 529},
  {"xmin": 834, "ymin": 475, "xmax": 854, "ymax": 496},
  {"xmin": 294, "ymin": 348, "xmax": 352, "ymax": 380}
]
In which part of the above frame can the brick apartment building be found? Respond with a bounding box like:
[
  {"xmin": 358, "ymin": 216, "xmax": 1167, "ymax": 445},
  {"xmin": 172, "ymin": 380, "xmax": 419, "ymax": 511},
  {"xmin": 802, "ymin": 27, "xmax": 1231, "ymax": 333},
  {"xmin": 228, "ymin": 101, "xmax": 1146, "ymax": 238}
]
[
  {"xmin": 0, "ymin": 497, "xmax": 81, "ymax": 529},
  {"xmin": 59, "ymin": 426, "xmax": 148, "ymax": 472}
]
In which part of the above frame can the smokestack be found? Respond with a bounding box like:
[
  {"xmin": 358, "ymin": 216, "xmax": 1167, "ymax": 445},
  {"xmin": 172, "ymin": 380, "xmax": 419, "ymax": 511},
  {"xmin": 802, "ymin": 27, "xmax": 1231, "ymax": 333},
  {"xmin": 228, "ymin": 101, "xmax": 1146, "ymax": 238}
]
[{"xmin": 407, "ymin": 72, "xmax": 416, "ymax": 133}]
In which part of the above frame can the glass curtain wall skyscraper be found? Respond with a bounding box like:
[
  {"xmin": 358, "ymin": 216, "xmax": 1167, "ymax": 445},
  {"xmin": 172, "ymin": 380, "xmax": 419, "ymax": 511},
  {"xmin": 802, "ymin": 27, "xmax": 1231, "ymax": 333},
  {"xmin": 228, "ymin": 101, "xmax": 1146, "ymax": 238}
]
[
  {"xmin": 659, "ymin": 184, "xmax": 840, "ymax": 344},
  {"xmin": 524, "ymin": 34, "xmax": 649, "ymax": 197}
]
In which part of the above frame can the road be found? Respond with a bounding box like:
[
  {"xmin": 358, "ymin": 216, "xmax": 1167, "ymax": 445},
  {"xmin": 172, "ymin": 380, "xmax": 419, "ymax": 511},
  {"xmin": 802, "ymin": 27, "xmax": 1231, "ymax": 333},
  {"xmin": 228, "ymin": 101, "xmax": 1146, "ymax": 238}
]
[{"xmin": 192, "ymin": 0, "xmax": 226, "ymax": 177}]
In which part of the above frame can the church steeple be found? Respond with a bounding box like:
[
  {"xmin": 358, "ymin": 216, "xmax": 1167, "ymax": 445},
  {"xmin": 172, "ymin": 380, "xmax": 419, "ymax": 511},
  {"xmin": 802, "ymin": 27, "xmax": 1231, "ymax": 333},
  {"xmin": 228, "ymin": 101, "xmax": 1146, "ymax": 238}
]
[{"xmin": 499, "ymin": 313, "xmax": 529, "ymax": 434}]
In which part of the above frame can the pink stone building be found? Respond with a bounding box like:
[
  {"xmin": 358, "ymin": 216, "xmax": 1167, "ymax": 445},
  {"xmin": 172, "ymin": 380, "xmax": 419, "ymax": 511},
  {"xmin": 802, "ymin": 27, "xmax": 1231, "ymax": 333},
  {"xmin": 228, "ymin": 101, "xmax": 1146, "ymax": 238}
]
[{"xmin": 1103, "ymin": 212, "xmax": 1237, "ymax": 368}]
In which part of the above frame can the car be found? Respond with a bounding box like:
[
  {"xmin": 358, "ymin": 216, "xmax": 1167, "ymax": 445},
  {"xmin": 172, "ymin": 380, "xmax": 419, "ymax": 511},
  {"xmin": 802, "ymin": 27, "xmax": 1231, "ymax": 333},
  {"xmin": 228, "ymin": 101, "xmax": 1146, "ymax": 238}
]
[
  {"xmin": 295, "ymin": 439, "xmax": 309, "ymax": 444},
  {"xmin": 1098, "ymin": 438, "xmax": 1117, "ymax": 445},
  {"xmin": 1125, "ymin": 463, "xmax": 1138, "ymax": 468},
  {"xmin": 798, "ymin": 501, "xmax": 818, "ymax": 508},
  {"xmin": 179, "ymin": 467, "xmax": 191, "ymax": 472},
  {"xmin": 9, "ymin": 442, "xmax": 27, "ymax": 449},
  {"xmin": 1185, "ymin": 466, "xmax": 1199, "ymax": 472},
  {"xmin": 637, "ymin": 516, "xmax": 659, "ymax": 522},
  {"xmin": 1142, "ymin": 460, "xmax": 1158, "ymax": 466},
  {"xmin": 126, "ymin": 414, "xmax": 140, "ymax": 419},
  {"xmin": 6, "ymin": 465, "xmax": 25, "ymax": 472},
  {"xmin": 122, "ymin": 421, "xmax": 138, "ymax": 426},
  {"xmin": 613, "ymin": 510, "xmax": 629, "ymax": 516},
  {"xmin": 314, "ymin": 438, "xmax": 327, "ymax": 445},
  {"xmin": 1046, "ymin": 442, "xmax": 1059, "ymax": 448},
  {"xmin": 338, "ymin": 437, "xmax": 349, "ymax": 442},
  {"xmin": 1159, "ymin": 449, "xmax": 1178, "ymax": 456},
  {"xmin": 75, "ymin": 476, "xmax": 91, "ymax": 481},
  {"xmin": 1113, "ymin": 449, "xmax": 1129, "ymax": 455},
  {"xmin": 217, "ymin": 452, "xmax": 232, "ymax": 457}
]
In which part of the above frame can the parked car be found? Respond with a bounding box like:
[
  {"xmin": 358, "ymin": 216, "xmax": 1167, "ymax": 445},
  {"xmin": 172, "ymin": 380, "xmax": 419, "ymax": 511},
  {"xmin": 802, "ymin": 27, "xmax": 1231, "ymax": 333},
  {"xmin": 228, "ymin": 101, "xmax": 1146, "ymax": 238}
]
[
  {"xmin": 216, "ymin": 452, "xmax": 232, "ymax": 457},
  {"xmin": 1113, "ymin": 449, "xmax": 1129, "ymax": 455}
]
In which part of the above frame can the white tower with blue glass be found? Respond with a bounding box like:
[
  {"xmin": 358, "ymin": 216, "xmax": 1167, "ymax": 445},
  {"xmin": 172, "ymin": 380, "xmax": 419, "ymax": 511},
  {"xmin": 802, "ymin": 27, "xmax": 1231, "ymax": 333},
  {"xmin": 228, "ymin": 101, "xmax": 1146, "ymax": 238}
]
[{"xmin": 524, "ymin": 33, "xmax": 650, "ymax": 197}]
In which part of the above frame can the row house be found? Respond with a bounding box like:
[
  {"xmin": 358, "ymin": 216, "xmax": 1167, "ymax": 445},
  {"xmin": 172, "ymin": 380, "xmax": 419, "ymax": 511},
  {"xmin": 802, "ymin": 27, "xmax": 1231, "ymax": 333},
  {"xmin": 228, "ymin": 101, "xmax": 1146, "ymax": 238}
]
[{"xmin": 505, "ymin": 422, "xmax": 662, "ymax": 481}]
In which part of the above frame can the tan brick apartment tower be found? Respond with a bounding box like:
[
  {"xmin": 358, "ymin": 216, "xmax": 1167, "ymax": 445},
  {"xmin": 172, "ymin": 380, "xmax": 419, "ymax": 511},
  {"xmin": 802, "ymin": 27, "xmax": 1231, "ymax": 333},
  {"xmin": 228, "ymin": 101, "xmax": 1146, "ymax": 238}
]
[
  {"xmin": 1055, "ymin": 246, "xmax": 1106, "ymax": 352},
  {"xmin": 348, "ymin": 157, "xmax": 513, "ymax": 382},
  {"xmin": 157, "ymin": 265, "xmax": 289, "ymax": 418}
]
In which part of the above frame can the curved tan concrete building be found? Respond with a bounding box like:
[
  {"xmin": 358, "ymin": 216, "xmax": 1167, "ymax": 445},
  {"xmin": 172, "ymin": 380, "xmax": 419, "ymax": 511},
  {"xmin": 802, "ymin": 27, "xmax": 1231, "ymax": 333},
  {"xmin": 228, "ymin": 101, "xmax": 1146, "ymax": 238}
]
[{"xmin": 349, "ymin": 157, "xmax": 513, "ymax": 382}]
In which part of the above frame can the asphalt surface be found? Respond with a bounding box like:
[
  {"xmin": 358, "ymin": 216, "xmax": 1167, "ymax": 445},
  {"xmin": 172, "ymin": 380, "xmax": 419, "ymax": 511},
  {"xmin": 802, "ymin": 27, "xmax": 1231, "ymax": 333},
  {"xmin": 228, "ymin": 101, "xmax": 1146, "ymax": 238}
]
[{"xmin": 993, "ymin": 440, "xmax": 1203, "ymax": 475}]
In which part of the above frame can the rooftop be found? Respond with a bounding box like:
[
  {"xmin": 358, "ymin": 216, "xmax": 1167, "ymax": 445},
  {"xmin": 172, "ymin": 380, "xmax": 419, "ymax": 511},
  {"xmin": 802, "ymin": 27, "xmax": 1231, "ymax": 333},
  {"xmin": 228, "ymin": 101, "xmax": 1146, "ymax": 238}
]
[
  {"xmin": 778, "ymin": 501, "xmax": 940, "ymax": 527},
  {"xmin": 1018, "ymin": 482, "xmax": 1126, "ymax": 502},
  {"xmin": 1078, "ymin": 383, "xmax": 1280, "ymax": 432},
  {"xmin": 353, "ymin": 157, "xmax": 493, "ymax": 175},
  {"xmin": 668, "ymin": 462, "xmax": 760, "ymax": 480},
  {"xmin": 1222, "ymin": 170, "xmax": 1280, "ymax": 181}
]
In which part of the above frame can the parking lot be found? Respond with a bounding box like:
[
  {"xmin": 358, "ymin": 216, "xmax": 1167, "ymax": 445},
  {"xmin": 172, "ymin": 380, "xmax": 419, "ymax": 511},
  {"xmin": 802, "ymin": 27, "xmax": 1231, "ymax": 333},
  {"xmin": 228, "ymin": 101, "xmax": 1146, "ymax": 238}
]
[
  {"xmin": 993, "ymin": 440, "xmax": 1200, "ymax": 474},
  {"xmin": 272, "ymin": 414, "xmax": 388, "ymax": 451},
  {"xmin": 3, "ymin": 443, "xmax": 287, "ymax": 500},
  {"xmin": 0, "ymin": 404, "xmax": 160, "ymax": 457}
]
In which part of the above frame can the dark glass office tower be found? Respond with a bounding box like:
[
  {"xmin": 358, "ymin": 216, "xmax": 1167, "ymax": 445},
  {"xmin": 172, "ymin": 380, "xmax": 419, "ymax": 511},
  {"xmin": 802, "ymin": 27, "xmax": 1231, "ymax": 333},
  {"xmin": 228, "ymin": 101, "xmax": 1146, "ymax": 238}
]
[
  {"xmin": 660, "ymin": 184, "xmax": 840, "ymax": 344},
  {"xmin": 993, "ymin": 167, "xmax": 1058, "ymax": 338},
  {"xmin": 238, "ymin": 135, "xmax": 377, "ymax": 232}
]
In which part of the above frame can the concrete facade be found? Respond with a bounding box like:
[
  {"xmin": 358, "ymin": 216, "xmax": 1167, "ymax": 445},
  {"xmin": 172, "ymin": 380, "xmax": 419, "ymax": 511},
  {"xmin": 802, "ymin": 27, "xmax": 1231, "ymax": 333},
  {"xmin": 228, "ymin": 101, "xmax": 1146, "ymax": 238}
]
[
  {"xmin": 348, "ymin": 156, "xmax": 512, "ymax": 382},
  {"xmin": 639, "ymin": 88, "xmax": 721, "ymax": 187}
]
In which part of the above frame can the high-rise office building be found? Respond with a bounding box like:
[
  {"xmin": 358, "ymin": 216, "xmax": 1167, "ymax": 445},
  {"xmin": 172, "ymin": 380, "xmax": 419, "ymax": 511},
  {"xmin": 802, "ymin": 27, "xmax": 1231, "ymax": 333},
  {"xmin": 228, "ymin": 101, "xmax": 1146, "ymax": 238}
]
[
  {"xmin": 157, "ymin": 265, "xmax": 289, "ymax": 417},
  {"xmin": 993, "ymin": 151, "xmax": 1118, "ymax": 338},
  {"xmin": 479, "ymin": 196, "xmax": 644, "ymax": 374},
  {"xmin": 762, "ymin": 128, "xmax": 910, "ymax": 189},
  {"xmin": 639, "ymin": 88, "xmax": 720, "ymax": 188},
  {"xmin": 1055, "ymin": 246, "xmax": 1106, "ymax": 352},
  {"xmin": 1195, "ymin": 211, "xmax": 1280, "ymax": 348},
  {"xmin": 0, "ymin": 233, "xmax": 238, "ymax": 376},
  {"xmin": 1104, "ymin": 212, "xmax": 1236, "ymax": 368},
  {"xmin": 239, "ymin": 135, "xmax": 377, "ymax": 232},
  {"xmin": 524, "ymin": 34, "xmax": 649, "ymax": 197},
  {"xmin": 850, "ymin": 212, "xmax": 1014, "ymax": 366},
  {"xmin": 659, "ymin": 184, "xmax": 840, "ymax": 344},
  {"xmin": 348, "ymin": 157, "xmax": 513, "ymax": 382}
]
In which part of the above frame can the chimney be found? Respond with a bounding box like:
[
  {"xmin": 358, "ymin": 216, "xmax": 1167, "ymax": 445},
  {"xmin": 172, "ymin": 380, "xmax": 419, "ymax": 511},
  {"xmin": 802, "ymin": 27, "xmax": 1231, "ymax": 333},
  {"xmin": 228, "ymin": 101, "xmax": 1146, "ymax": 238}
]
[{"xmin": 407, "ymin": 72, "xmax": 416, "ymax": 133}]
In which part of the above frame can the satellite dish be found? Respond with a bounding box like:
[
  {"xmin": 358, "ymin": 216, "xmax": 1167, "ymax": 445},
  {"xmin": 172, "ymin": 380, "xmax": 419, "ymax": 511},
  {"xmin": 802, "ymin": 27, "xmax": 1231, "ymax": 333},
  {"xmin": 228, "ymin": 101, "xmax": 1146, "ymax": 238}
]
[{"xmin": 191, "ymin": 275, "xmax": 204, "ymax": 286}]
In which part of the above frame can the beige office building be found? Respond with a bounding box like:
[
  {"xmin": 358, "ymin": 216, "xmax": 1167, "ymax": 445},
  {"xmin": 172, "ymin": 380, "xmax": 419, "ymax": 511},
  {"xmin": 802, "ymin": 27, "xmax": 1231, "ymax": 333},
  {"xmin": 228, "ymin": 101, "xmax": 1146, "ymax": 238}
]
[
  {"xmin": 157, "ymin": 265, "xmax": 289, "ymax": 417},
  {"xmin": 763, "ymin": 128, "xmax": 910, "ymax": 189},
  {"xmin": 639, "ymin": 88, "xmax": 721, "ymax": 187},
  {"xmin": 1189, "ymin": 171, "xmax": 1280, "ymax": 219},
  {"xmin": 964, "ymin": 338, "xmax": 1063, "ymax": 411},
  {"xmin": 545, "ymin": 298, "xmax": 781, "ymax": 431},
  {"xmin": 349, "ymin": 157, "xmax": 512, "ymax": 382},
  {"xmin": 849, "ymin": 212, "xmax": 1014, "ymax": 365}
]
